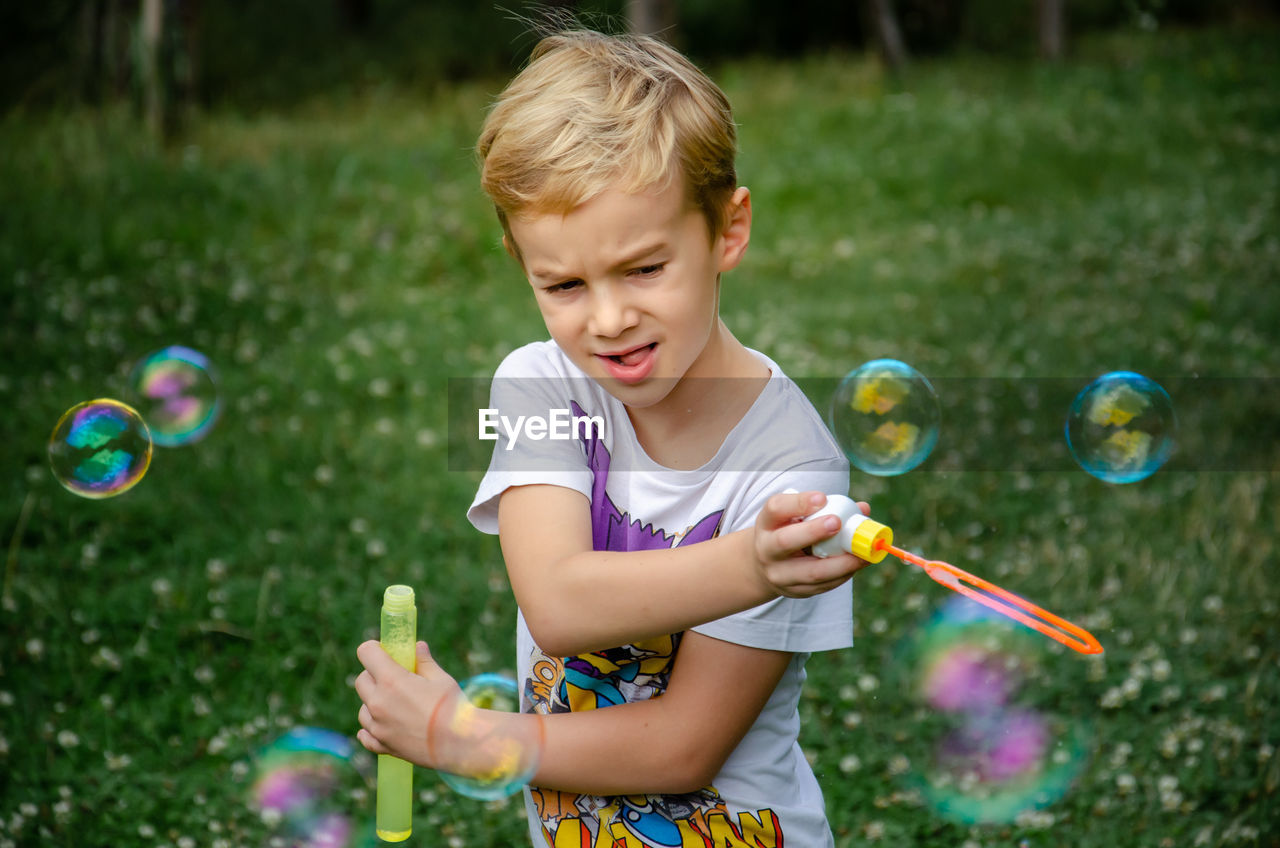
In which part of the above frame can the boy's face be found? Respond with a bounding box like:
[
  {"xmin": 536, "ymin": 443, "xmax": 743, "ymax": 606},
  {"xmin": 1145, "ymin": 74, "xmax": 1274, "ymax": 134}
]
[{"xmin": 506, "ymin": 177, "xmax": 751, "ymax": 411}]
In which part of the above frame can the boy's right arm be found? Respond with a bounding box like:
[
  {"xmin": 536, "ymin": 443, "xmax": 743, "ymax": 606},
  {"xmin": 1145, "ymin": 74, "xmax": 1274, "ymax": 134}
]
[{"xmin": 498, "ymin": 484, "xmax": 869, "ymax": 656}]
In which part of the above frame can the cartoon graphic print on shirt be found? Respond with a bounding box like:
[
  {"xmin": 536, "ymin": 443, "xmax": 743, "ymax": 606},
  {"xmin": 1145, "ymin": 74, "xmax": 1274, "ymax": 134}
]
[{"xmin": 524, "ymin": 402, "xmax": 786, "ymax": 848}]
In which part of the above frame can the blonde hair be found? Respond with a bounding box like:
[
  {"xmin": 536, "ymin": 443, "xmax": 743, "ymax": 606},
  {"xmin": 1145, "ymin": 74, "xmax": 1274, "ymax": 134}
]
[{"xmin": 476, "ymin": 30, "xmax": 738, "ymax": 253}]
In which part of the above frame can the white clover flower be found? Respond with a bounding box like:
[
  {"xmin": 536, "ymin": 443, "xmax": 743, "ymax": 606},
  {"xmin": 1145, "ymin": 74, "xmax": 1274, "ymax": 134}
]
[
  {"xmin": 839, "ymin": 754, "xmax": 862, "ymax": 773},
  {"xmin": 857, "ymin": 673, "xmax": 879, "ymax": 692},
  {"xmin": 0, "ymin": 691, "xmax": 13, "ymax": 707},
  {"xmin": 842, "ymin": 711, "xmax": 863, "ymax": 729},
  {"xmin": 92, "ymin": 647, "xmax": 122, "ymax": 671},
  {"xmin": 56, "ymin": 730, "xmax": 80, "ymax": 748},
  {"xmin": 194, "ymin": 665, "xmax": 215, "ymax": 685},
  {"xmin": 1100, "ymin": 687, "xmax": 1124, "ymax": 709},
  {"xmin": 863, "ymin": 821, "xmax": 886, "ymax": 840},
  {"xmin": 1151, "ymin": 658, "xmax": 1171, "ymax": 681},
  {"xmin": 24, "ymin": 639, "xmax": 44, "ymax": 660},
  {"xmin": 887, "ymin": 754, "xmax": 910, "ymax": 776},
  {"xmin": 314, "ymin": 465, "xmax": 334, "ymax": 485},
  {"xmin": 206, "ymin": 559, "xmax": 228, "ymax": 581},
  {"xmin": 1115, "ymin": 773, "xmax": 1136, "ymax": 794},
  {"xmin": 105, "ymin": 752, "xmax": 132, "ymax": 771},
  {"xmin": 366, "ymin": 539, "xmax": 387, "ymax": 558}
]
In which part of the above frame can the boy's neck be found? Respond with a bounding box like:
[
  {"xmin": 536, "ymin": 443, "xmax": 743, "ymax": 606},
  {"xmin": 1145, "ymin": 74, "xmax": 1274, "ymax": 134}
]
[{"xmin": 625, "ymin": 324, "xmax": 770, "ymax": 470}]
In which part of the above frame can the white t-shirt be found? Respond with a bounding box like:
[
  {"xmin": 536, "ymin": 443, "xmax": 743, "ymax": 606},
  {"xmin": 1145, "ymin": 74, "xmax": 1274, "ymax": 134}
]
[{"xmin": 468, "ymin": 340, "xmax": 853, "ymax": 848}]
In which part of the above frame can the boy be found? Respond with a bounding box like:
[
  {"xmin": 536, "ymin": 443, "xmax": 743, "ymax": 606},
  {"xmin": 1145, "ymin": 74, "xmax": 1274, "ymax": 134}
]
[{"xmin": 356, "ymin": 29, "xmax": 872, "ymax": 846}]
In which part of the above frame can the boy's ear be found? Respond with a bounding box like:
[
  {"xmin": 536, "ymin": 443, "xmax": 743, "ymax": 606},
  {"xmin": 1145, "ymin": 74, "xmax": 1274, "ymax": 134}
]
[
  {"xmin": 501, "ymin": 234, "xmax": 519, "ymax": 260},
  {"xmin": 717, "ymin": 187, "xmax": 752, "ymax": 273}
]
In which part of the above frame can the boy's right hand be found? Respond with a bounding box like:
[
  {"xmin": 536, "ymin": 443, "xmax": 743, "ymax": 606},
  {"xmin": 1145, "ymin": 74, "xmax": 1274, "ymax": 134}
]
[
  {"xmin": 355, "ymin": 640, "xmax": 463, "ymax": 768},
  {"xmin": 752, "ymin": 490, "xmax": 873, "ymax": 598}
]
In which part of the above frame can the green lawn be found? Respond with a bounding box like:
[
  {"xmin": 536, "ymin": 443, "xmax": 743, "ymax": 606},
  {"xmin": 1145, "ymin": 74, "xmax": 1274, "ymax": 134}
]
[{"xmin": 2, "ymin": 24, "xmax": 1277, "ymax": 848}]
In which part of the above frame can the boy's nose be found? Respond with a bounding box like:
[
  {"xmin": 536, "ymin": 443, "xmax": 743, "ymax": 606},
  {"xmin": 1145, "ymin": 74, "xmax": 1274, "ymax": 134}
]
[{"xmin": 587, "ymin": 287, "xmax": 637, "ymax": 338}]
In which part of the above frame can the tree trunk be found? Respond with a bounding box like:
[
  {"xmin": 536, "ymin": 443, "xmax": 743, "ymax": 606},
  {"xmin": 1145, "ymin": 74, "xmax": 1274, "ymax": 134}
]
[
  {"xmin": 1038, "ymin": 0, "xmax": 1067, "ymax": 61},
  {"xmin": 140, "ymin": 0, "xmax": 164, "ymax": 138},
  {"xmin": 626, "ymin": 0, "xmax": 677, "ymax": 39},
  {"xmin": 870, "ymin": 0, "xmax": 908, "ymax": 73}
]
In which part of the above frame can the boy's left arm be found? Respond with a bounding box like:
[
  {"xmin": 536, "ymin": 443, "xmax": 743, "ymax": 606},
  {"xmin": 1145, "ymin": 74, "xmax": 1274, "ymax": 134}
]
[
  {"xmin": 355, "ymin": 632, "xmax": 792, "ymax": 797},
  {"xmin": 531, "ymin": 629, "xmax": 791, "ymax": 795}
]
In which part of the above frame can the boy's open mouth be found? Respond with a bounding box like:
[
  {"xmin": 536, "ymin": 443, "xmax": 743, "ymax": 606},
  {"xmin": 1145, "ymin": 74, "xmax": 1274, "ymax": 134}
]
[{"xmin": 605, "ymin": 343, "xmax": 656, "ymax": 367}]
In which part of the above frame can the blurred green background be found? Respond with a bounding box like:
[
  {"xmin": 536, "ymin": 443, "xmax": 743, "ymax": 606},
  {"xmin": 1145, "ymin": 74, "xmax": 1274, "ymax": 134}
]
[{"xmin": 2, "ymin": 2, "xmax": 1278, "ymax": 847}]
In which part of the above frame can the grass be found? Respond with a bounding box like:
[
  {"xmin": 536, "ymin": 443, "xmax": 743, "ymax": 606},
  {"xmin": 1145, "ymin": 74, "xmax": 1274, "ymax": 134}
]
[{"xmin": 2, "ymin": 23, "xmax": 1278, "ymax": 848}]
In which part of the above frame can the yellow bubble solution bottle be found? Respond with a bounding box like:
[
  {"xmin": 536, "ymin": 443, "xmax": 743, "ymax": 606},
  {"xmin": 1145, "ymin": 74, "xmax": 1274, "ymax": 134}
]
[{"xmin": 376, "ymin": 585, "xmax": 416, "ymax": 842}]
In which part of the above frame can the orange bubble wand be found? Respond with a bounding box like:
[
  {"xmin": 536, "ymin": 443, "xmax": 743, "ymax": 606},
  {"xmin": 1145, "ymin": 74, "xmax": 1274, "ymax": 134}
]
[{"xmin": 805, "ymin": 494, "xmax": 1103, "ymax": 655}]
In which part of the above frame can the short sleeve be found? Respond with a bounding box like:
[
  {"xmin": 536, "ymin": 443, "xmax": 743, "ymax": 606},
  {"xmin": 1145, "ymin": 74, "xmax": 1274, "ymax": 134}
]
[{"xmin": 466, "ymin": 345, "xmax": 595, "ymax": 534}]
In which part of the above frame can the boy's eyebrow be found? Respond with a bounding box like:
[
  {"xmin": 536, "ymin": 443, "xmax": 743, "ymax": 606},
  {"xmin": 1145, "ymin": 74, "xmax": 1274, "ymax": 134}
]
[{"xmin": 528, "ymin": 240, "xmax": 669, "ymax": 281}]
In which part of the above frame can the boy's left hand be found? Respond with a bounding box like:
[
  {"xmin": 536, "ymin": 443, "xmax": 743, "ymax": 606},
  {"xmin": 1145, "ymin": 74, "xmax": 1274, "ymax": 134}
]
[{"xmin": 354, "ymin": 640, "xmax": 462, "ymax": 767}]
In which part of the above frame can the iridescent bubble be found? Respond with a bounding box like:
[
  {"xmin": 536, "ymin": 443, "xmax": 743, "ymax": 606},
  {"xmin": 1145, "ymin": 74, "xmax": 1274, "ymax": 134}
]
[
  {"xmin": 1065, "ymin": 371, "xmax": 1175, "ymax": 483},
  {"xmin": 47, "ymin": 399, "xmax": 153, "ymax": 498},
  {"xmin": 433, "ymin": 673, "xmax": 543, "ymax": 801},
  {"xmin": 250, "ymin": 727, "xmax": 376, "ymax": 848},
  {"xmin": 829, "ymin": 358, "xmax": 940, "ymax": 476},
  {"xmin": 131, "ymin": 345, "xmax": 221, "ymax": 446},
  {"xmin": 899, "ymin": 596, "xmax": 1090, "ymax": 825}
]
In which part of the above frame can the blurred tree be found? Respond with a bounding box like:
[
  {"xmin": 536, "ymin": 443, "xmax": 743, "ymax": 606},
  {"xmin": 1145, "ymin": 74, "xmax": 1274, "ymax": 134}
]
[
  {"xmin": 627, "ymin": 0, "xmax": 678, "ymax": 38},
  {"xmin": 140, "ymin": 0, "xmax": 163, "ymax": 136},
  {"xmin": 1038, "ymin": 0, "xmax": 1067, "ymax": 59},
  {"xmin": 337, "ymin": 0, "xmax": 373, "ymax": 32},
  {"xmin": 869, "ymin": 0, "xmax": 909, "ymax": 71}
]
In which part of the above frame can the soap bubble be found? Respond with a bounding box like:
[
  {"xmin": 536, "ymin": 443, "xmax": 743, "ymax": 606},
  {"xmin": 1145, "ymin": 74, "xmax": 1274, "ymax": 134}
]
[
  {"xmin": 1065, "ymin": 371, "xmax": 1175, "ymax": 483},
  {"xmin": 829, "ymin": 358, "xmax": 940, "ymax": 476},
  {"xmin": 432, "ymin": 673, "xmax": 543, "ymax": 801},
  {"xmin": 898, "ymin": 596, "xmax": 1090, "ymax": 825},
  {"xmin": 47, "ymin": 399, "xmax": 153, "ymax": 498},
  {"xmin": 249, "ymin": 727, "xmax": 376, "ymax": 848},
  {"xmin": 131, "ymin": 345, "xmax": 221, "ymax": 446}
]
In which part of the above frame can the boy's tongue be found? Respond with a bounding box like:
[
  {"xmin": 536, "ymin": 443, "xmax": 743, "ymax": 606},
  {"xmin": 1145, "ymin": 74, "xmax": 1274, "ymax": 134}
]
[{"xmin": 615, "ymin": 344, "xmax": 652, "ymax": 366}]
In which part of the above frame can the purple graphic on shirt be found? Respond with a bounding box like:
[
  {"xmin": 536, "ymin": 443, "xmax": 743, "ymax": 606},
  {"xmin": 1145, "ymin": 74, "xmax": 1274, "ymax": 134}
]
[{"xmin": 570, "ymin": 401, "xmax": 723, "ymax": 551}]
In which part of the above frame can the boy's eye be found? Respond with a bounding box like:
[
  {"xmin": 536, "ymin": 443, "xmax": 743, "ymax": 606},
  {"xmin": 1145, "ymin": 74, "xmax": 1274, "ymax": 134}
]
[
  {"xmin": 631, "ymin": 263, "xmax": 665, "ymax": 278},
  {"xmin": 545, "ymin": 280, "xmax": 582, "ymax": 294}
]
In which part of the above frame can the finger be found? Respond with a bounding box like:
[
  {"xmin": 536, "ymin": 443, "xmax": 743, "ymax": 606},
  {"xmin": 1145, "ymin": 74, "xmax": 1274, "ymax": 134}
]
[
  {"xmin": 856, "ymin": 501, "xmax": 870, "ymax": 516},
  {"xmin": 762, "ymin": 490, "xmax": 827, "ymax": 530},
  {"xmin": 356, "ymin": 640, "xmax": 393, "ymax": 678},
  {"xmin": 353, "ymin": 669, "xmax": 374, "ymax": 701},
  {"xmin": 416, "ymin": 640, "xmax": 432, "ymax": 665},
  {"xmin": 356, "ymin": 728, "xmax": 388, "ymax": 756},
  {"xmin": 769, "ymin": 513, "xmax": 843, "ymax": 557},
  {"xmin": 358, "ymin": 703, "xmax": 375, "ymax": 733}
]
